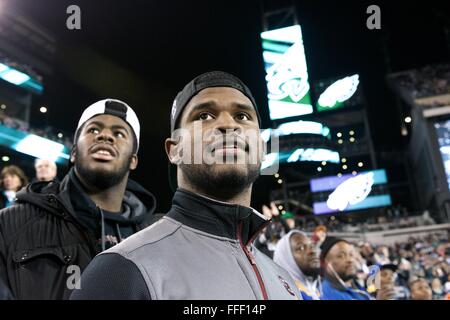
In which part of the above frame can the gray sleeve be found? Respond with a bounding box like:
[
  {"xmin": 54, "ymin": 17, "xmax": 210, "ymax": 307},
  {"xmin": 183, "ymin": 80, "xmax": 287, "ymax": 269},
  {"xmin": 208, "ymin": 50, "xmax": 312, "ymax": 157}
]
[{"xmin": 69, "ymin": 253, "xmax": 151, "ymax": 300}]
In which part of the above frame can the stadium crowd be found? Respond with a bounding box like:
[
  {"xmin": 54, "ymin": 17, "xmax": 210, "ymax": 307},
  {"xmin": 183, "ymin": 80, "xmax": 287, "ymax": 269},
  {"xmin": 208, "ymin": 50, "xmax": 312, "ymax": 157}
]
[
  {"xmin": 255, "ymin": 204, "xmax": 450, "ymax": 300},
  {"xmin": 391, "ymin": 64, "xmax": 450, "ymax": 100}
]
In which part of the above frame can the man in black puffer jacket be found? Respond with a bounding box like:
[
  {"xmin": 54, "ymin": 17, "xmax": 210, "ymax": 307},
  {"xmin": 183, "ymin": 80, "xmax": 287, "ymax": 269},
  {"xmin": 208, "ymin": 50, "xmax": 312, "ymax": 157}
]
[{"xmin": 0, "ymin": 99, "xmax": 156, "ymax": 299}]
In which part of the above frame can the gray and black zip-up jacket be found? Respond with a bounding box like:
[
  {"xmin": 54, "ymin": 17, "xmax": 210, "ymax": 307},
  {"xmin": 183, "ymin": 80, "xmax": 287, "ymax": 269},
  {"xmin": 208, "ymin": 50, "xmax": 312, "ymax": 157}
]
[{"xmin": 70, "ymin": 189, "xmax": 301, "ymax": 300}]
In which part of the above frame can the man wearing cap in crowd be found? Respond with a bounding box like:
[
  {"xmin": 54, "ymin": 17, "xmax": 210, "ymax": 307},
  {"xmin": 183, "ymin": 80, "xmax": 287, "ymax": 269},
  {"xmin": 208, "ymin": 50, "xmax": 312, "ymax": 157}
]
[
  {"xmin": 71, "ymin": 71, "xmax": 301, "ymax": 300},
  {"xmin": 274, "ymin": 230, "xmax": 323, "ymax": 300},
  {"xmin": 0, "ymin": 99, "xmax": 156, "ymax": 299},
  {"xmin": 377, "ymin": 263, "xmax": 409, "ymax": 300},
  {"xmin": 320, "ymin": 237, "xmax": 396, "ymax": 300},
  {"xmin": 320, "ymin": 237, "xmax": 373, "ymax": 300}
]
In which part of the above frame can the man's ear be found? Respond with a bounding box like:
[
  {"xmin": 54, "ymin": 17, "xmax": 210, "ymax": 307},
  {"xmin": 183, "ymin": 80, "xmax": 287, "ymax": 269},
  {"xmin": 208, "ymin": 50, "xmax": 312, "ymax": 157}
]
[
  {"xmin": 129, "ymin": 154, "xmax": 138, "ymax": 170},
  {"xmin": 70, "ymin": 145, "xmax": 77, "ymax": 164},
  {"xmin": 165, "ymin": 137, "xmax": 181, "ymax": 165}
]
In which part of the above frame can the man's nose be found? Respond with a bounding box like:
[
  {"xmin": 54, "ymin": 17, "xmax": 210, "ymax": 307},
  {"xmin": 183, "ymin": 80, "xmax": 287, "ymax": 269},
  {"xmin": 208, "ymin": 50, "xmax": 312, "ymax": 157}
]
[
  {"xmin": 95, "ymin": 129, "xmax": 115, "ymax": 143},
  {"xmin": 309, "ymin": 246, "xmax": 319, "ymax": 256},
  {"xmin": 214, "ymin": 113, "xmax": 242, "ymax": 134}
]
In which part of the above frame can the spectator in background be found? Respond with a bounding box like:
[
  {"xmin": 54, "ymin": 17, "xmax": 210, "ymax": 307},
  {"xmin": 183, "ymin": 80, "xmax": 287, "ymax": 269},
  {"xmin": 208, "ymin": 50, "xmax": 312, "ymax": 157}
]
[
  {"xmin": 0, "ymin": 165, "xmax": 28, "ymax": 209},
  {"xmin": 281, "ymin": 211, "xmax": 296, "ymax": 231},
  {"xmin": 320, "ymin": 237, "xmax": 373, "ymax": 300},
  {"xmin": 359, "ymin": 242, "xmax": 376, "ymax": 266},
  {"xmin": 444, "ymin": 274, "xmax": 450, "ymax": 296},
  {"xmin": 256, "ymin": 203, "xmax": 289, "ymax": 258},
  {"xmin": 34, "ymin": 159, "xmax": 57, "ymax": 182},
  {"xmin": 374, "ymin": 245, "xmax": 391, "ymax": 265},
  {"xmin": 311, "ymin": 225, "xmax": 327, "ymax": 246},
  {"xmin": 377, "ymin": 265, "xmax": 396, "ymax": 300},
  {"xmin": 378, "ymin": 264, "xmax": 409, "ymax": 300},
  {"xmin": 409, "ymin": 278, "xmax": 433, "ymax": 300},
  {"xmin": 431, "ymin": 277, "xmax": 444, "ymax": 300},
  {"xmin": 274, "ymin": 230, "xmax": 322, "ymax": 300}
]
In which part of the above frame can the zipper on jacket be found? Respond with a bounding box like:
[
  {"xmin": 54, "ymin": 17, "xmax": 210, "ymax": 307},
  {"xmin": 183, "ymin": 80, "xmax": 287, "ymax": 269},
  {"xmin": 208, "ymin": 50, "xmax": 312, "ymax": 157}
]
[{"xmin": 237, "ymin": 222, "xmax": 268, "ymax": 300}]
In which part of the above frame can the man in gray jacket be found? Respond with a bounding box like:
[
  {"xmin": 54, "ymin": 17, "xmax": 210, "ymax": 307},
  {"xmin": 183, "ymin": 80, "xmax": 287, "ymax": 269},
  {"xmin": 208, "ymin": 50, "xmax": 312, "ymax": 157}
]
[{"xmin": 70, "ymin": 71, "xmax": 301, "ymax": 300}]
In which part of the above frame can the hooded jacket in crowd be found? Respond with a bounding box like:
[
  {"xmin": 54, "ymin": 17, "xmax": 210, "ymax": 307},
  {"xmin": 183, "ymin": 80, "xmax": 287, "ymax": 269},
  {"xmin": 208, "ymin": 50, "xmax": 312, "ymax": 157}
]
[
  {"xmin": 273, "ymin": 230, "xmax": 322, "ymax": 300},
  {"xmin": 70, "ymin": 188, "xmax": 301, "ymax": 300},
  {"xmin": 321, "ymin": 277, "xmax": 373, "ymax": 300},
  {"xmin": 0, "ymin": 168, "xmax": 156, "ymax": 299}
]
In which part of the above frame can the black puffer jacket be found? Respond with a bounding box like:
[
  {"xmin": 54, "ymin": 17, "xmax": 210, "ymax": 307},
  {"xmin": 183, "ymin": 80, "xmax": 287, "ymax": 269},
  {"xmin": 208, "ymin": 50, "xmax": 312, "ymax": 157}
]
[{"xmin": 0, "ymin": 171, "xmax": 156, "ymax": 300}]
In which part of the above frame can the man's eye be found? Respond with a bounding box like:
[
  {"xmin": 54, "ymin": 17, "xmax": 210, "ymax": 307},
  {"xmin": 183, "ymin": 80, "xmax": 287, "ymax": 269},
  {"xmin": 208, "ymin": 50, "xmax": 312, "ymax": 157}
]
[
  {"xmin": 89, "ymin": 128, "xmax": 99, "ymax": 134},
  {"xmin": 198, "ymin": 113, "xmax": 214, "ymax": 121},
  {"xmin": 115, "ymin": 132, "xmax": 125, "ymax": 138},
  {"xmin": 236, "ymin": 113, "xmax": 251, "ymax": 121}
]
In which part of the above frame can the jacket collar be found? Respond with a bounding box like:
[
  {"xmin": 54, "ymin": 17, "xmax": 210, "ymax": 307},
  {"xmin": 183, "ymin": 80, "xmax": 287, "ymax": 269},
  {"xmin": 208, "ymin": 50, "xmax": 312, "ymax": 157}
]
[
  {"xmin": 15, "ymin": 168, "xmax": 156, "ymax": 225},
  {"xmin": 166, "ymin": 188, "xmax": 270, "ymax": 245}
]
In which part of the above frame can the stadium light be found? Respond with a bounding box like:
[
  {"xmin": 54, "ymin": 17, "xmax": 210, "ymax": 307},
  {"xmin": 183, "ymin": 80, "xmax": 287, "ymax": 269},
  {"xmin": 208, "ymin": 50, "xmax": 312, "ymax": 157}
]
[
  {"xmin": 286, "ymin": 148, "xmax": 340, "ymax": 164},
  {"xmin": 1, "ymin": 69, "xmax": 30, "ymax": 85},
  {"xmin": 275, "ymin": 120, "xmax": 330, "ymax": 137},
  {"xmin": 0, "ymin": 63, "xmax": 9, "ymax": 73},
  {"xmin": 0, "ymin": 61, "xmax": 43, "ymax": 93},
  {"xmin": 14, "ymin": 135, "xmax": 65, "ymax": 162},
  {"xmin": 40, "ymin": 106, "xmax": 48, "ymax": 113}
]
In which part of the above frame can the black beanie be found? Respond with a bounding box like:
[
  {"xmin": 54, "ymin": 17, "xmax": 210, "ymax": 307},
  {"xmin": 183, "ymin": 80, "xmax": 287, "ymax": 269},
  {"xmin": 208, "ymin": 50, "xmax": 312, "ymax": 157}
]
[
  {"xmin": 320, "ymin": 237, "xmax": 350, "ymax": 261},
  {"xmin": 170, "ymin": 71, "xmax": 261, "ymax": 133}
]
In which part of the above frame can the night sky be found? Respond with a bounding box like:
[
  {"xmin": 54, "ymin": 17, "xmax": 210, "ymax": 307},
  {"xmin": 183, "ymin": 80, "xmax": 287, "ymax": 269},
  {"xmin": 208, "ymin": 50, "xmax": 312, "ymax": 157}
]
[{"xmin": 8, "ymin": 0, "xmax": 450, "ymax": 212}]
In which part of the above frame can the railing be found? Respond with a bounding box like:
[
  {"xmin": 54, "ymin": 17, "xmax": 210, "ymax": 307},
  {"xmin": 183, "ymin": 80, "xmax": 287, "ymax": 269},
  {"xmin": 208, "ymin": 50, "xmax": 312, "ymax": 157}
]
[{"xmin": 321, "ymin": 223, "xmax": 450, "ymax": 245}]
